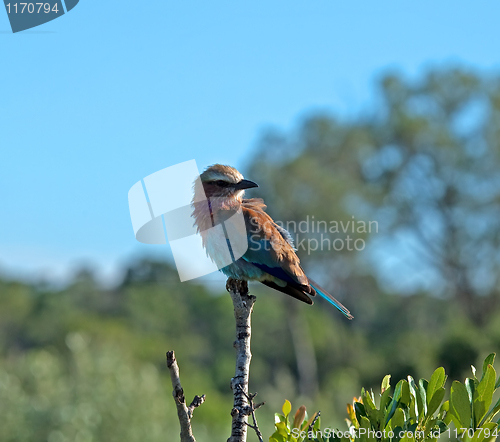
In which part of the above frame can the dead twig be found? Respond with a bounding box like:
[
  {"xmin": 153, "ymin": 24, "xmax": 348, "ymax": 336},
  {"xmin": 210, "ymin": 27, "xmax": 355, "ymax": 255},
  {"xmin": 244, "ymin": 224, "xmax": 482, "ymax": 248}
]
[
  {"xmin": 166, "ymin": 350, "xmax": 205, "ymax": 442},
  {"xmin": 237, "ymin": 384, "xmax": 264, "ymax": 442},
  {"xmin": 307, "ymin": 411, "xmax": 321, "ymax": 440}
]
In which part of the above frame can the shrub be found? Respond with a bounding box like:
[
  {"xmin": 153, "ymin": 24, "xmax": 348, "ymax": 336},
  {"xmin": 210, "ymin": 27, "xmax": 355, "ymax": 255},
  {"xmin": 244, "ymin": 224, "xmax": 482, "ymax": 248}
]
[{"xmin": 271, "ymin": 353, "xmax": 500, "ymax": 442}]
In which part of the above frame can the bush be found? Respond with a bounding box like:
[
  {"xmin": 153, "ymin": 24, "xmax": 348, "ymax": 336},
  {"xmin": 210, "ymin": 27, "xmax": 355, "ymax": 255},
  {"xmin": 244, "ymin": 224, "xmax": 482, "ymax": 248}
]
[{"xmin": 271, "ymin": 354, "xmax": 500, "ymax": 442}]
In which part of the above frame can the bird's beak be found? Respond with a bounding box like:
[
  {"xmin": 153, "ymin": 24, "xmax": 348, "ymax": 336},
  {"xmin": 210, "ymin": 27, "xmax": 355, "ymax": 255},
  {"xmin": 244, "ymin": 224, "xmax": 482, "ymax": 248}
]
[{"xmin": 233, "ymin": 179, "xmax": 259, "ymax": 190}]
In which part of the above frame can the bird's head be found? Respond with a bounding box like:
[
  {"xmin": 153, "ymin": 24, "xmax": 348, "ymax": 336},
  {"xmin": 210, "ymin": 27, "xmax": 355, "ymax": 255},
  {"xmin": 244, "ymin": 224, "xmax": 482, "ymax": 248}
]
[{"xmin": 194, "ymin": 164, "xmax": 258, "ymax": 202}]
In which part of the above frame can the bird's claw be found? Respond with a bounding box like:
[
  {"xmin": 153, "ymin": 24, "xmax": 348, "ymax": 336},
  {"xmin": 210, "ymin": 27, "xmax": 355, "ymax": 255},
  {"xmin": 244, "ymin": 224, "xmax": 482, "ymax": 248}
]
[
  {"xmin": 226, "ymin": 278, "xmax": 248, "ymax": 295},
  {"xmin": 226, "ymin": 278, "xmax": 236, "ymax": 293}
]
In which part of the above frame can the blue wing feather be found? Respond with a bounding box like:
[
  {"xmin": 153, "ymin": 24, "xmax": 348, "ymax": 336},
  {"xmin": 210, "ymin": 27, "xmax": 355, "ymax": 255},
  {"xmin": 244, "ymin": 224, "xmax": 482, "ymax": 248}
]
[{"xmin": 250, "ymin": 261, "xmax": 297, "ymax": 285}]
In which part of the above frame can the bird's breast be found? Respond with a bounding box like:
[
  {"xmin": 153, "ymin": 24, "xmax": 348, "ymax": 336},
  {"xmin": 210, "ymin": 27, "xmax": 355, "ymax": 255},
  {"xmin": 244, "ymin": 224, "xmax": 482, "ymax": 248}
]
[{"xmin": 201, "ymin": 227, "xmax": 233, "ymax": 268}]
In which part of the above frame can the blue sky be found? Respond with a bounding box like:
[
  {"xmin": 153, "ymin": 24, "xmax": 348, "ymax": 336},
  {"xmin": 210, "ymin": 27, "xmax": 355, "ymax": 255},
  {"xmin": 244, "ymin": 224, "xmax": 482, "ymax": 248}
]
[{"xmin": 1, "ymin": 0, "xmax": 499, "ymax": 284}]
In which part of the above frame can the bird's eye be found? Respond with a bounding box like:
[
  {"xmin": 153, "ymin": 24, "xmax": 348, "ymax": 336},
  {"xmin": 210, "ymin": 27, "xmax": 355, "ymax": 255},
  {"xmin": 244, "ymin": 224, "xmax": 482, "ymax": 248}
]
[{"xmin": 215, "ymin": 180, "xmax": 229, "ymax": 187}]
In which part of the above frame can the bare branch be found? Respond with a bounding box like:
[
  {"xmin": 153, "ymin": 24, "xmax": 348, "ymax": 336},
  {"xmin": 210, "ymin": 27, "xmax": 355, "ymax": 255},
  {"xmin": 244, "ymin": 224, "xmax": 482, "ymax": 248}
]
[
  {"xmin": 188, "ymin": 395, "xmax": 206, "ymax": 419},
  {"xmin": 226, "ymin": 278, "xmax": 256, "ymax": 442},
  {"xmin": 308, "ymin": 411, "xmax": 321, "ymax": 436},
  {"xmin": 238, "ymin": 384, "xmax": 265, "ymax": 442},
  {"xmin": 166, "ymin": 351, "xmax": 205, "ymax": 442}
]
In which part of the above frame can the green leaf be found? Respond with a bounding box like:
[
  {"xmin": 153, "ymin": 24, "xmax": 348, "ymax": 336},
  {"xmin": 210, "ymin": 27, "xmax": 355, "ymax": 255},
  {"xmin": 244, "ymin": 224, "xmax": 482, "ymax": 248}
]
[
  {"xmin": 392, "ymin": 426, "xmax": 403, "ymax": 442},
  {"xmin": 407, "ymin": 423, "xmax": 418, "ymax": 434},
  {"xmin": 282, "ymin": 400, "xmax": 292, "ymax": 419},
  {"xmin": 365, "ymin": 402, "xmax": 384, "ymax": 431},
  {"xmin": 357, "ymin": 416, "xmax": 374, "ymax": 442},
  {"xmin": 269, "ymin": 433, "xmax": 285, "ymax": 442},
  {"xmin": 440, "ymin": 400, "xmax": 449, "ymax": 413},
  {"xmin": 466, "ymin": 378, "xmax": 477, "ymax": 426},
  {"xmin": 424, "ymin": 417, "xmax": 438, "ymax": 438},
  {"xmin": 418, "ymin": 379, "xmax": 428, "ymax": 416},
  {"xmin": 466, "ymin": 378, "xmax": 476, "ymax": 403},
  {"xmin": 399, "ymin": 431, "xmax": 415, "ymax": 442},
  {"xmin": 427, "ymin": 387, "xmax": 445, "ymax": 418},
  {"xmin": 275, "ymin": 421, "xmax": 289, "ymax": 437},
  {"xmin": 381, "ymin": 375, "xmax": 391, "ymax": 393},
  {"xmin": 275, "ymin": 413, "xmax": 286, "ymax": 423},
  {"xmin": 450, "ymin": 380, "xmax": 472, "ymax": 428},
  {"xmin": 385, "ymin": 380, "xmax": 403, "ymax": 426},
  {"xmin": 407, "ymin": 376, "xmax": 421, "ymax": 418},
  {"xmin": 359, "ymin": 416, "xmax": 370, "ymax": 429},
  {"xmin": 408, "ymin": 395, "xmax": 418, "ymax": 421},
  {"xmin": 482, "ymin": 396, "xmax": 500, "ymax": 424},
  {"xmin": 483, "ymin": 422, "xmax": 499, "ymax": 442},
  {"xmin": 442, "ymin": 400, "xmax": 453, "ymax": 426},
  {"xmin": 390, "ymin": 408, "xmax": 405, "ymax": 429},
  {"xmin": 355, "ymin": 401, "xmax": 367, "ymax": 422},
  {"xmin": 469, "ymin": 423, "xmax": 498, "ymax": 442},
  {"xmin": 474, "ymin": 364, "xmax": 496, "ymax": 425},
  {"xmin": 362, "ymin": 389, "xmax": 377, "ymax": 411},
  {"xmin": 482, "ymin": 354, "xmax": 496, "ymax": 381},
  {"xmin": 440, "ymin": 400, "xmax": 450, "ymax": 422},
  {"xmin": 380, "ymin": 388, "xmax": 392, "ymax": 412},
  {"xmin": 436, "ymin": 420, "xmax": 448, "ymax": 434},
  {"xmin": 427, "ymin": 367, "xmax": 446, "ymax": 406},
  {"xmin": 401, "ymin": 380, "xmax": 411, "ymax": 407}
]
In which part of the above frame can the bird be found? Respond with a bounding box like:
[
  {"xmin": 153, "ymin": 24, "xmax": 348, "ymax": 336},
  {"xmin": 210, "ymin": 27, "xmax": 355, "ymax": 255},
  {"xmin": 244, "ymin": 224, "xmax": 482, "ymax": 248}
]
[{"xmin": 191, "ymin": 164, "xmax": 353, "ymax": 319}]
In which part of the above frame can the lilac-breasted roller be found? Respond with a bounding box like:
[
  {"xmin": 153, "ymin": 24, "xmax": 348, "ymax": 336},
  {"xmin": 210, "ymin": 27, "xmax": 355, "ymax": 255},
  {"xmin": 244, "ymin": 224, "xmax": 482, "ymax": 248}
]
[{"xmin": 191, "ymin": 164, "xmax": 353, "ymax": 319}]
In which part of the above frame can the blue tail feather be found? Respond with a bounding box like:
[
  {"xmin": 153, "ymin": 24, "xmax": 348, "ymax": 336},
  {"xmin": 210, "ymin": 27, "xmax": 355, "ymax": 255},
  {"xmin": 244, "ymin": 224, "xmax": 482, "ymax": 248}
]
[{"xmin": 309, "ymin": 280, "xmax": 353, "ymax": 320}]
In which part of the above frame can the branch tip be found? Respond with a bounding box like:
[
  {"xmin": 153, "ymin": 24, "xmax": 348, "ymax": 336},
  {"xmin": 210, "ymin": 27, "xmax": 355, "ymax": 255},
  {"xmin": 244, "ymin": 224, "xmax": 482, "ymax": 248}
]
[{"xmin": 166, "ymin": 350, "xmax": 204, "ymax": 442}]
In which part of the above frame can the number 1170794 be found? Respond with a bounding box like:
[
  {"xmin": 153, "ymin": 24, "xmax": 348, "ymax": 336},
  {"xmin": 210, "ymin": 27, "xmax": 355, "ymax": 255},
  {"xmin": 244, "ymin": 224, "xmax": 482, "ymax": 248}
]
[{"xmin": 5, "ymin": 3, "xmax": 60, "ymax": 14}]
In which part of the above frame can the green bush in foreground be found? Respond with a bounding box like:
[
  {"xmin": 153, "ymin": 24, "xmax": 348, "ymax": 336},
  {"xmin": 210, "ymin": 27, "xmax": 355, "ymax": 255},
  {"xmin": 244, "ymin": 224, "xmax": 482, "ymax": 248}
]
[{"xmin": 271, "ymin": 353, "xmax": 500, "ymax": 442}]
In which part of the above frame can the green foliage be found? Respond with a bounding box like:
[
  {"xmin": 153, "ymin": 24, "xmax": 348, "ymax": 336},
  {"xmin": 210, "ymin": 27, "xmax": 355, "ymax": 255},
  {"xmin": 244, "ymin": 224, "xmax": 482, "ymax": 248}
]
[
  {"xmin": 448, "ymin": 353, "xmax": 500, "ymax": 441},
  {"xmin": 271, "ymin": 354, "xmax": 500, "ymax": 442},
  {"xmin": 2, "ymin": 258, "xmax": 500, "ymax": 441},
  {"xmin": 0, "ymin": 334, "xmax": 176, "ymax": 442},
  {"xmin": 269, "ymin": 399, "xmax": 323, "ymax": 442}
]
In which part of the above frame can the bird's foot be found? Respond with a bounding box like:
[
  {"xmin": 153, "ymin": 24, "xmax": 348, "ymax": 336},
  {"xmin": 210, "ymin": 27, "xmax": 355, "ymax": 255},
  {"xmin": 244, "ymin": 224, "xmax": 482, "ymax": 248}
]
[
  {"xmin": 225, "ymin": 278, "xmax": 235, "ymax": 293},
  {"xmin": 226, "ymin": 278, "xmax": 249, "ymax": 295}
]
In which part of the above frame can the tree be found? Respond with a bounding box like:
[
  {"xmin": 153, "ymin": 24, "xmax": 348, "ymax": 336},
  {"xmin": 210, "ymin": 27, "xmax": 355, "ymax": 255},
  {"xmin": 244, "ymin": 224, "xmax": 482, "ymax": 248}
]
[{"xmin": 248, "ymin": 68, "xmax": 500, "ymax": 325}]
